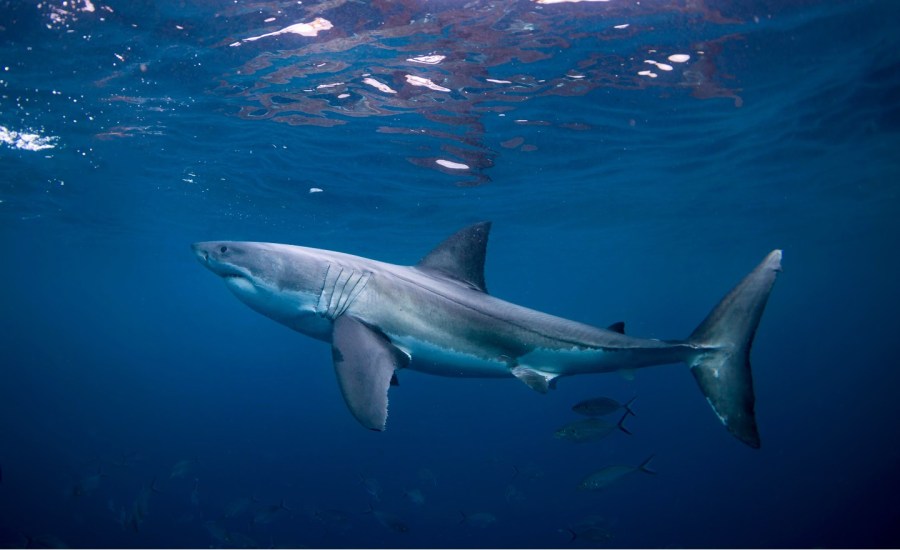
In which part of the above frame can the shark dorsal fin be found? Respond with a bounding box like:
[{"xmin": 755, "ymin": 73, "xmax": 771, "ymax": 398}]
[{"xmin": 416, "ymin": 222, "xmax": 491, "ymax": 292}]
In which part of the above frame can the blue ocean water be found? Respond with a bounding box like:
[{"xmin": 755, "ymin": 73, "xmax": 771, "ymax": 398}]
[{"xmin": 2, "ymin": 0, "xmax": 899, "ymax": 547}]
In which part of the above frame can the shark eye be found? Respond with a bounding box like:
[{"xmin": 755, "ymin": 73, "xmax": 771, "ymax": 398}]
[{"xmin": 220, "ymin": 246, "xmax": 228, "ymax": 253}]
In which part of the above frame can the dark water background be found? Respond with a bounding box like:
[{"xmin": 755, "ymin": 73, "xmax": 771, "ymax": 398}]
[{"xmin": 2, "ymin": 0, "xmax": 899, "ymax": 547}]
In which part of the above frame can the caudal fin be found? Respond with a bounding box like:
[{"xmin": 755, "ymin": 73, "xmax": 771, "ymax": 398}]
[{"xmin": 688, "ymin": 250, "xmax": 782, "ymax": 448}]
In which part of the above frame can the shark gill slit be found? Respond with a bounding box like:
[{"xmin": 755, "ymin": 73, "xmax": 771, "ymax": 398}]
[
  {"xmin": 335, "ymin": 271, "xmax": 365, "ymax": 317},
  {"xmin": 325, "ymin": 267, "xmax": 346, "ymax": 319},
  {"xmin": 315, "ymin": 263, "xmax": 332, "ymax": 316},
  {"xmin": 340, "ymin": 271, "xmax": 371, "ymax": 317}
]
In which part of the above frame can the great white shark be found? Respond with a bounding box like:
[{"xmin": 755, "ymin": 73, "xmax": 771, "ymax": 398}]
[{"xmin": 193, "ymin": 222, "xmax": 781, "ymax": 448}]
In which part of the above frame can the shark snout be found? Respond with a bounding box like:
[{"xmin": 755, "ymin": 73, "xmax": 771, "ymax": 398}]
[
  {"xmin": 191, "ymin": 241, "xmax": 249, "ymax": 280},
  {"xmin": 191, "ymin": 242, "xmax": 210, "ymax": 263}
]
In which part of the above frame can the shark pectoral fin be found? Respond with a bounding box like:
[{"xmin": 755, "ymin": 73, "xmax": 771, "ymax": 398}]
[
  {"xmin": 511, "ymin": 366, "xmax": 558, "ymax": 394},
  {"xmin": 331, "ymin": 316, "xmax": 407, "ymax": 431}
]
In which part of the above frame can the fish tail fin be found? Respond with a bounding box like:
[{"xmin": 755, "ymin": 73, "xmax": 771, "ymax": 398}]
[
  {"xmin": 623, "ymin": 396, "xmax": 637, "ymax": 417},
  {"xmin": 150, "ymin": 476, "xmax": 163, "ymax": 494},
  {"xmin": 563, "ymin": 528, "xmax": 577, "ymax": 542},
  {"xmin": 509, "ymin": 465, "xmax": 520, "ymax": 481},
  {"xmin": 615, "ymin": 410, "xmax": 633, "ymax": 435},
  {"xmin": 279, "ymin": 498, "xmax": 292, "ymax": 512},
  {"xmin": 687, "ymin": 250, "xmax": 782, "ymax": 449},
  {"xmin": 458, "ymin": 510, "xmax": 467, "ymax": 525},
  {"xmin": 638, "ymin": 454, "xmax": 656, "ymax": 475}
]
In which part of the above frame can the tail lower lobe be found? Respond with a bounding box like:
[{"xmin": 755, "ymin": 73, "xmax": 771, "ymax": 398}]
[{"xmin": 688, "ymin": 250, "xmax": 783, "ymax": 448}]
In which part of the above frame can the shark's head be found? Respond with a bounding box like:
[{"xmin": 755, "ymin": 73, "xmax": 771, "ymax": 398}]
[{"xmin": 192, "ymin": 241, "xmax": 333, "ymax": 339}]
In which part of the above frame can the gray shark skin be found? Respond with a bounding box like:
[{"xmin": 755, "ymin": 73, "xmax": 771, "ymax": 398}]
[{"xmin": 193, "ymin": 222, "xmax": 781, "ymax": 448}]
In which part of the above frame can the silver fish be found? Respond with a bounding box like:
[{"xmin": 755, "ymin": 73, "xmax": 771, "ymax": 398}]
[
  {"xmin": 69, "ymin": 468, "xmax": 105, "ymax": 498},
  {"xmin": 223, "ymin": 496, "xmax": 254, "ymax": 518},
  {"xmin": 209, "ymin": 524, "xmax": 259, "ymax": 549},
  {"xmin": 252, "ymin": 499, "xmax": 290, "ymax": 525},
  {"xmin": 170, "ymin": 459, "xmax": 194, "ymax": 479},
  {"xmin": 504, "ymin": 484, "xmax": 525, "ymax": 503},
  {"xmin": 190, "ymin": 478, "xmax": 200, "ymax": 507},
  {"xmin": 311, "ymin": 507, "xmax": 353, "ymax": 532},
  {"xmin": 359, "ymin": 475, "xmax": 381, "ymax": 502},
  {"xmin": 564, "ymin": 525, "xmax": 614, "ymax": 543},
  {"xmin": 572, "ymin": 396, "xmax": 637, "ymax": 417},
  {"xmin": 403, "ymin": 488, "xmax": 425, "ymax": 506},
  {"xmin": 22, "ymin": 534, "xmax": 68, "ymax": 548},
  {"xmin": 579, "ymin": 455, "xmax": 656, "ymax": 491},
  {"xmin": 417, "ymin": 468, "xmax": 437, "ymax": 487},
  {"xmin": 554, "ymin": 412, "xmax": 631, "ymax": 443},
  {"xmin": 563, "ymin": 515, "xmax": 616, "ymax": 542},
  {"xmin": 459, "ymin": 511, "xmax": 497, "ymax": 528},
  {"xmin": 370, "ymin": 508, "xmax": 409, "ymax": 533}
]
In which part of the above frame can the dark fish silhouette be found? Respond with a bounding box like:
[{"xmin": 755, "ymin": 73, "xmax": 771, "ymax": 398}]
[
  {"xmin": 554, "ymin": 412, "xmax": 632, "ymax": 442},
  {"xmin": 579, "ymin": 455, "xmax": 656, "ymax": 491},
  {"xmin": 369, "ymin": 507, "xmax": 409, "ymax": 533},
  {"xmin": 459, "ymin": 510, "xmax": 498, "ymax": 528},
  {"xmin": 571, "ymin": 396, "xmax": 637, "ymax": 417}
]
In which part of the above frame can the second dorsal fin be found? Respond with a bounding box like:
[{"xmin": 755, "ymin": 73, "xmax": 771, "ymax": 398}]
[{"xmin": 416, "ymin": 222, "xmax": 491, "ymax": 292}]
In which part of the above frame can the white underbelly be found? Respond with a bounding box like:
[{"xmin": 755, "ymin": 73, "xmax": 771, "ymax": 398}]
[
  {"xmin": 518, "ymin": 347, "xmax": 615, "ymax": 374},
  {"xmin": 389, "ymin": 334, "xmax": 512, "ymax": 378}
]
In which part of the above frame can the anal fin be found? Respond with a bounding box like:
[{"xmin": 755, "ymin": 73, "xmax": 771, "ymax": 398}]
[{"xmin": 331, "ymin": 316, "xmax": 407, "ymax": 431}]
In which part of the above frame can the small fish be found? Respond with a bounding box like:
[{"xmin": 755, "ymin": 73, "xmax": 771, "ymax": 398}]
[
  {"xmin": 204, "ymin": 520, "xmax": 232, "ymax": 545},
  {"xmin": 510, "ymin": 462, "xmax": 544, "ymax": 481},
  {"xmin": 170, "ymin": 459, "xmax": 194, "ymax": 479},
  {"xmin": 369, "ymin": 507, "xmax": 409, "ymax": 533},
  {"xmin": 22, "ymin": 533, "xmax": 68, "ymax": 548},
  {"xmin": 563, "ymin": 515, "xmax": 616, "ymax": 543},
  {"xmin": 459, "ymin": 511, "xmax": 497, "ymax": 528},
  {"xmin": 69, "ymin": 468, "xmax": 106, "ymax": 498},
  {"xmin": 227, "ymin": 531, "xmax": 260, "ymax": 549},
  {"xmin": 554, "ymin": 412, "xmax": 631, "ymax": 443},
  {"xmin": 223, "ymin": 496, "xmax": 254, "ymax": 518},
  {"xmin": 403, "ymin": 488, "xmax": 425, "ymax": 506},
  {"xmin": 504, "ymin": 483, "xmax": 525, "ymax": 503},
  {"xmin": 359, "ymin": 475, "xmax": 381, "ymax": 502},
  {"xmin": 417, "ymin": 467, "xmax": 437, "ymax": 487},
  {"xmin": 204, "ymin": 521, "xmax": 260, "ymax": 548},
  {"xmin": 108, "ymin": 499, "xmax": 125, "ymax": 529},
  {"xmin": 563, "ymin": 525, "xmax": 614, "ymax": 543},
  {"xmin": 618, "ymin": 369, "xmax": 636, "ymax": 381},
  {"xmin": 253, "ymin": 499, "xmax": 291, "ymax": 525},
  {"xmin": 579, "ymin": 455, "xmax": 656, "ymax": 491},
  {"xmin": 128, "ymin": 477, "xmax": 162, "ymax": 533},
  {"xmin": 572, "ymin": 396, "xmax": 637, "ymax": 417},
  {"xmin": 110, "ymin": 451, "xmax": 140, "ymax": 468},
  {"xmin": 312, "ymin": 507, "xmax": 353, "ymax": 532},
  {"xmin": 190, "ymin": 478, "xmax": 200, "ymax": 507}
]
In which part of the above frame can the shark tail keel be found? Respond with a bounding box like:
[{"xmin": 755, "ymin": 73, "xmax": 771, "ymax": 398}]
[{"xmin": 688, "ymin": 250, "xmax": 782, "ymax": 448}]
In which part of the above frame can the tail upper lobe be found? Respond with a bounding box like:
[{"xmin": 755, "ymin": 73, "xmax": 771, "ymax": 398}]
[{"xmin": 688, "ymin": 250, "xmax": 782, "ymax": 448}]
